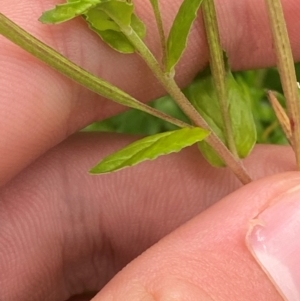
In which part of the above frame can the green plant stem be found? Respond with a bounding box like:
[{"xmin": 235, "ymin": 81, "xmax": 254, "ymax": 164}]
[
  {"xmin": 267, "ymin": 90, "xmax": 293, "ymax": 146},
  {"xmin": 149, "ymin": 0, "xmax": 167, "ymax": 68},
  {"xmin": 122, "ymin": 27, "xmax": 251, "ymax": 184},
  {"xmin": 202, "ymin": 0, "xmax": 237, "ymax": 157},
  {"xmin": 265, "ymin": 0, "xmax": 300, "ymax": 169},
  {"xmin": 0, "ymin": 12, "xmax": 189, "ymax": 130},
  {"xmin": 0, "ymin": 12, "xmax": 251, "ymax": 184}
]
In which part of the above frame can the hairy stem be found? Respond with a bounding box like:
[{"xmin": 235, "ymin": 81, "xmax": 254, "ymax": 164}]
[
  {"xmin": 202, "ymin": 0, "xmax": 238, "ymax": 157},
  {"xmin": 0, "ymin": 13, "xmax": 190, "ymax": 129},
  {"xmin": 265, "ymin": 0, "xmax": 300, "ymax": 168},
  {"xmin": 149, "ymin": 0, "xmax": 167, "ymax": 68},
  {"xmin": 0, "ymin": 12, "xmax": 252, "ymax": 184},
  {"xmin": 267, "ymin": 91, "xmax": 293, "ymax": 146}
]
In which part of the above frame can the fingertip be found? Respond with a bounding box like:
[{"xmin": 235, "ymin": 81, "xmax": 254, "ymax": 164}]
[
  {"xmin": 92, "ymin": 173, "xmax": 300, "ymax": 301},
  {"xmin": 246, "ymin": 184, "xmax": 300, "ymax": 301},
  {"xmin": 93, "ymin": 277, "xmax": 215, "ymax": 301}
]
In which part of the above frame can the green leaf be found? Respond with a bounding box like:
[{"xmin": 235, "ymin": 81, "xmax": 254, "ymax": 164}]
[
  {"xmin": 88, "ymin": 27, "xmax": 135, "ymax": 52},
  {"xmin": 85, "ymin": 1, "xmax": 146, "ymax": 53},
  {"xmin": 40, "ymin": 0, "xmax": 146, "ymax": 53},
  {"xmin": 90, "ymin": 127, "xmax": 209, "ymax": 174},
  {"xmin": 39, "ymin": 0, "xmax": 106, "ymax": 24},
  {"xmin": 197, "ymin": 140, "xmax": 224, "ymax": 167},
  {"xmin": 166, "ymin": 0, "xmax": 204, "ymax": 72},
  {"xmin": 85, "ymin": 7, "xmax": 121, "ymax": 31},
  {"xmin": 86, "ymin": 13, "xmax": 145, "ymax": 53},
  {"xmin": 185, "ymin": 72, "xmax": 257, "ymax": 167},
  {"xmin": 227, "ymin": 73, "xmax": 257, "ymax": 157},
  {"xmin": 97, "ymin": 0, "xmax": 134, "ymax": 27},
  {"xmin": 131, "ymin": 14, "xmax": 146, "ymax": 40}
]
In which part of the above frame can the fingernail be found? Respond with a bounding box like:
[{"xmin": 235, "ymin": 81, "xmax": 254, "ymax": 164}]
[{"xmin": 247, "ymin": 186, "xmax": 300, "ymax": 301}]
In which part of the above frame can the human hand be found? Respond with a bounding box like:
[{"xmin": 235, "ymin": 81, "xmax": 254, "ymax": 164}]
[{"xmin": 0, "ymin": 0, "xmax": 300, "ymax": 300}]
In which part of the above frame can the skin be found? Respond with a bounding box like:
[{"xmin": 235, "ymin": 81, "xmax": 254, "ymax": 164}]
[{"xmin": 0, "ymin": 0, "xmax": 300, "ymax": 300}]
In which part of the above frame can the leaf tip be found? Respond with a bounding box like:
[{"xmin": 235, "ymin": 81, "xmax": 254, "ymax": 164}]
[
  {"xmin": 38, "ymin": 13, "xmax": 51, "ymax": 24},
  {"xmin": 89, "ymin": 167, "xmax": 101, "ymax": 175}
]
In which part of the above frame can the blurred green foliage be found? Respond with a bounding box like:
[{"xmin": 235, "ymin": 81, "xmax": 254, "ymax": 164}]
[{"xmin": 84, "ymin": 63, "xmax": 300, "ymax": 145}]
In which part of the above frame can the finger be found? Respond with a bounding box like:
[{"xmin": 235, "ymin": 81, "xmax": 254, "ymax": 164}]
[
  {"xmin": 0, "ymin": 133, "xmax": 296, "ymax": 301},
  {"xmin": 1, "ymin": 0, "xmax": 300, "ymax": 185},
  {"xmin": 92, "ymin": 172, "xmax": 300, "ymax": 301}
]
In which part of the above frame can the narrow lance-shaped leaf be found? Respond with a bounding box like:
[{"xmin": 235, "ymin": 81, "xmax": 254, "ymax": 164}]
[
  {"xmin": 90, "ymin": 127, "xmax": 209, "ymax": 174},
  {"xmin": 166, "ymin": 0, "xmax": 204, "ymax": 73}
]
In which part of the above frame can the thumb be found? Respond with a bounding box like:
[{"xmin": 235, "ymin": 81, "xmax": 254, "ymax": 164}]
[{"xmin": 92, "ymin": 172, "xmax": 300, "ymax": 301}]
